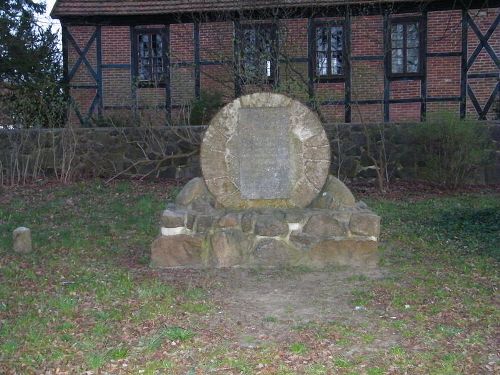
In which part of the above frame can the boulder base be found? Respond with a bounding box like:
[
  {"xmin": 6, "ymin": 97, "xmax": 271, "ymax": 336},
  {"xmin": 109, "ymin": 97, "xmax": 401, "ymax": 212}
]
[
  {"xmin": 151, "ymin": 176, "xmax": 381, "ymax": 269},
  {"xmin": 151, "ymin": 234, "xmax": 204, "ymax": 268}
]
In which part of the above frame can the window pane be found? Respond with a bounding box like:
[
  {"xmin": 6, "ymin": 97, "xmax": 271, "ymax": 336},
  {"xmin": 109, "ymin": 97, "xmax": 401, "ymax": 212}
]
[
  {"xmin": 407, "ymin": 23, "xmax": 419, "ymax": 48},
  {"xmin": 391, "ymin": 38, "xmax": 403, "ymax": 49},
  {"xmin": 243, "ymin": 28, "xmax": 256, "ymax": 45},
  {"xmin": 316, "ymin": 27, "xmax": 328, "ymax": 52},
  {"xmin": 257, "ymin": 28, "xmax": 273, "ymax": 78},
  {"xmin": 138, "ymin": 33, "xmax": 164, "ymax": 82},
  {"xmin": 317, "ymin": 52, "xmax": 328, "ymax": 76},
  {"xmin": 331, "ymin": 26, "xmax": 343, "ymax": 51},
  {"xmin": 258, "ymin": 30, "xmax": 272, "ymax": 56},
  {"xmin": 241, "ymin": 26, "xmax": 275, "ymax": 81},
  {"xmin": 139, "ymin": 34, "xmax": 151, "ymax": 80},
  {"xmin": 139, "ymin": 34, "xmax": 150, "ymax": 58},
  {"xmin": 331, "ymin": 51, "xmax": 343, "ymax": 75},
  {"xmin": 139, "ymin": 59, "xmax": 151, "ymax": 80},
  {"xmin": 152, "ymin": 34, "xmax": 163, "ymax": 57},
  {"xmin": 407, "ymin": 47, "xmax": 419, "ymax": 72},
  {"xmin": 391, "ymin": 24, "xmax": 403, "ymax": 39},
  {"xmin": 392, "ymin": 48, "xmax": 403, "ymax": 73},
  {"xmin": 242, "ymin": 28, "xmax": 256, "ymax": 77}
]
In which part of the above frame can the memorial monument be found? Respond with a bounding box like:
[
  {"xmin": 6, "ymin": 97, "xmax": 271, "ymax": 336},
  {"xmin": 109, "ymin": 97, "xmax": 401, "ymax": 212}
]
[{"xmin": 151, "ymin": 93, "xmax": 380, "ymax": 268}]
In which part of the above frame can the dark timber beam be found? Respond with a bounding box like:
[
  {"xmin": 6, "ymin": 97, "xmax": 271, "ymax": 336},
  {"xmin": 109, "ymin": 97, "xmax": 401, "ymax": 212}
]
[
  {"xmin": 460, "ymin": 9, "xmax": 467, "ymax": 119},
  {"xmin": 383, "ymin": 11, "xmax": 390, "ymax": 122},
  {"xmin": 130, "ymin": 26, "xmax": 138, "ymax": 119},
  {"xmin": 307, "ymin": 17, "xmax": 315, "ymax": 106},
  {"xmin": 96, "ymin": 25, "xmax": 103, "ymax": 118},
  {"xmin": 164, "ymin": 25, "xmax": 172, "ymax": 123},
  {"xmin": 66, "ymin": 30, "xmax": 98, "ymax": 81},
  {"xmin": 345, "ymin": 7, "xmax": 352, "ymax": 123},
  {"xmin": 467, "ymin": 13, "xmax": 500, "ymax": 70},
  {"xmin": 420, "ymin": 10, "xmax": 427, "ymax": 121}
]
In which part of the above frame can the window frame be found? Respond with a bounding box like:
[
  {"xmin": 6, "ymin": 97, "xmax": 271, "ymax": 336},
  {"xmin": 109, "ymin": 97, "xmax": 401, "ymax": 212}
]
[
  {"xmin": 133, "ymin": 27, "xmax": 167, "ymax": 88},
  {"xmin": 238, "ymin": 23, "xmax": 279, "ymax": 85},
  {"xmin": 387, "ymin": 17, "xmax": 425, "ymax": 78},
  {"xmin": 313, "ymin": 20, "xmax": 346, "ymax": 82}
]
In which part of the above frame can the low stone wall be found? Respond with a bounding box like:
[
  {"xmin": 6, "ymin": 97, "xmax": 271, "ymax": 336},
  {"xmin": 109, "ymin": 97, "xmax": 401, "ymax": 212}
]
[
  {"xmin": 1, "ymin": 122, "xmax": 499, "ymax": 185},
  {"xmin": 325, "ymin": 122, "xmax": 500, "ymax": 184},
  {"xmin": 0, "ymin": 126, "xmax": 205, "ymax": 183}
]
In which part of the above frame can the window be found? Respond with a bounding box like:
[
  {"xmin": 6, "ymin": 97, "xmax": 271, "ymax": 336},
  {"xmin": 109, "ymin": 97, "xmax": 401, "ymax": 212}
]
[
  {"xmin": 315, "ymin": 24, "xmax": 344, "ymax": 78},
  {"xmin": 240, "ymin": 24, "xmax": 277, "ymax": 83},
  {"xmin": 136, "ymin": 31, "xmax": 164, "ymax": 85},
  {"xmin": 390, "ymin": 19, "xmax": 422, "ymax": 75}
]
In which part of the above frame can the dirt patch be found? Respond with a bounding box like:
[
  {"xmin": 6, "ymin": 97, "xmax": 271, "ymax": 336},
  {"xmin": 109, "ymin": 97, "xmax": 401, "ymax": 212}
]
[{"xmin": 159, "ymin": 266, "xmax": 399, "ymax": 355}]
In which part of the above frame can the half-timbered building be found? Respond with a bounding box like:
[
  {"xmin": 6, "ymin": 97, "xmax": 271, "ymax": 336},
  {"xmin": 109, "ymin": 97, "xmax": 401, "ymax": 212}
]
[{"xmin": 50, "ymin": 0, "xmax": 499, "ymax": 126}]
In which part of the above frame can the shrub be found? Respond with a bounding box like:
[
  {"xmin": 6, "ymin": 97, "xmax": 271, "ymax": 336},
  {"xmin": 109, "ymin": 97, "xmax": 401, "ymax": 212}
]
[
  {"xmin": 411, "ymin": 112, "xmax": 492, "ymax": 189},
  {"xmin": 188, "ymin": 91, "xmax": 224, "ymax": 125},
  {"xmin": 1, "ymin": 78, "xmax": 68, "ymax": 128}
]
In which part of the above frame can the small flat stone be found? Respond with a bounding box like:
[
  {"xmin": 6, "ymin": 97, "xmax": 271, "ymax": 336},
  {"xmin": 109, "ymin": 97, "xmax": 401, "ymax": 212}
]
[
  {"xmin": 356, "ymin": 200, "xmax": 369, "ymax": 210},
  {"xmin": 13, "ymin": 227, "xmax": 32, "ymax": 254}
]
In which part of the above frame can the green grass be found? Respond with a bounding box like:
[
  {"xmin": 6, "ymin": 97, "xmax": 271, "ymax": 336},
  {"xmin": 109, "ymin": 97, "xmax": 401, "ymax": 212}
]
[
  {"xmin": 289, "ymin": 342, "xmax": 308, "ymax": 355},
  {"xmin": 163, "ymin": 326, "xmax": 195, "ymax": 341},
  {"xmin": 368, "ymin": 194, "xmax": 500, "ymax": 260},
  {"xmin": 0, "ymin": 181, "xmax": 498, "ymax": 373}
]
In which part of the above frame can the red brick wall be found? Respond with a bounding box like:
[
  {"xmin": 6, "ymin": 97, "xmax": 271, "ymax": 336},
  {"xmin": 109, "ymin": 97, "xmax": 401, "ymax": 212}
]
[
  {"xmin": 352, "ymin": 104, "xmax": 383, "ymax": 123},
  {"xmin": 281, "ymin": 18, "xmax": 308, "ymax": 58},
  {"xmin": 351, "ymin": 14, "xmax": 385, "ymax": 122},
  {"xmin": 199, "ymin": 21, "xmax": 234, "ymax": 101},
  {"xmin": 102, "ymin": 26, "xmax": 130, "ymax": 65},
  {"xmin": 64, "ymin": 6, "xmax": 499, "ymax": 126},
  {"xmin": 102, "ymin": 26, "xmax": 132, "ymax": 109}
]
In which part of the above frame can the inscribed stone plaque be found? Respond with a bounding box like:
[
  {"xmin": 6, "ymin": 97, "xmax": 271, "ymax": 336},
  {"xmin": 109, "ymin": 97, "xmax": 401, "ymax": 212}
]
[
  {"xmin": 200, "ymin": 93, "xmax": 330, "ymax": 209},
  {"xmin": 237, "ymin": 107, "xmax": 291, "ymax": 199}
]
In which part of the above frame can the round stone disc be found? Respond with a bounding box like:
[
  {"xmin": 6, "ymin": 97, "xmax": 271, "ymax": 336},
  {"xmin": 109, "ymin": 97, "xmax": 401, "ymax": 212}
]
[{"xmin": 201, "ymin": 93, "xmax": 330, "ymax": 209}]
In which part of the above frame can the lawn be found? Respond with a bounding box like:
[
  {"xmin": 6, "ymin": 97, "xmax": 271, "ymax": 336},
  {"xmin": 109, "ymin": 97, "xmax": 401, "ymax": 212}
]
[{"xmin": 0, "ymin": 180, "xmax": 498, "ymax": 374}]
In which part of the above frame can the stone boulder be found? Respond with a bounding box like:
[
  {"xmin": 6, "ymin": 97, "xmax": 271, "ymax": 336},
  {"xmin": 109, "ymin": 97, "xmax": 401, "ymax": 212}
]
[
  {"xmin": 310, "ymin": 175, "xmax": 356, "ymax": 210},
  {"xmin": 175, "ymin": 177, "xmax": 216, "ymax": 212},
  {"xmin": 151, "ymin": 234, "xmax": 204, "ymax": 268},
  {"xmin": 210, "ymin": 229, "xmax": 251, "ymax": 267}
]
